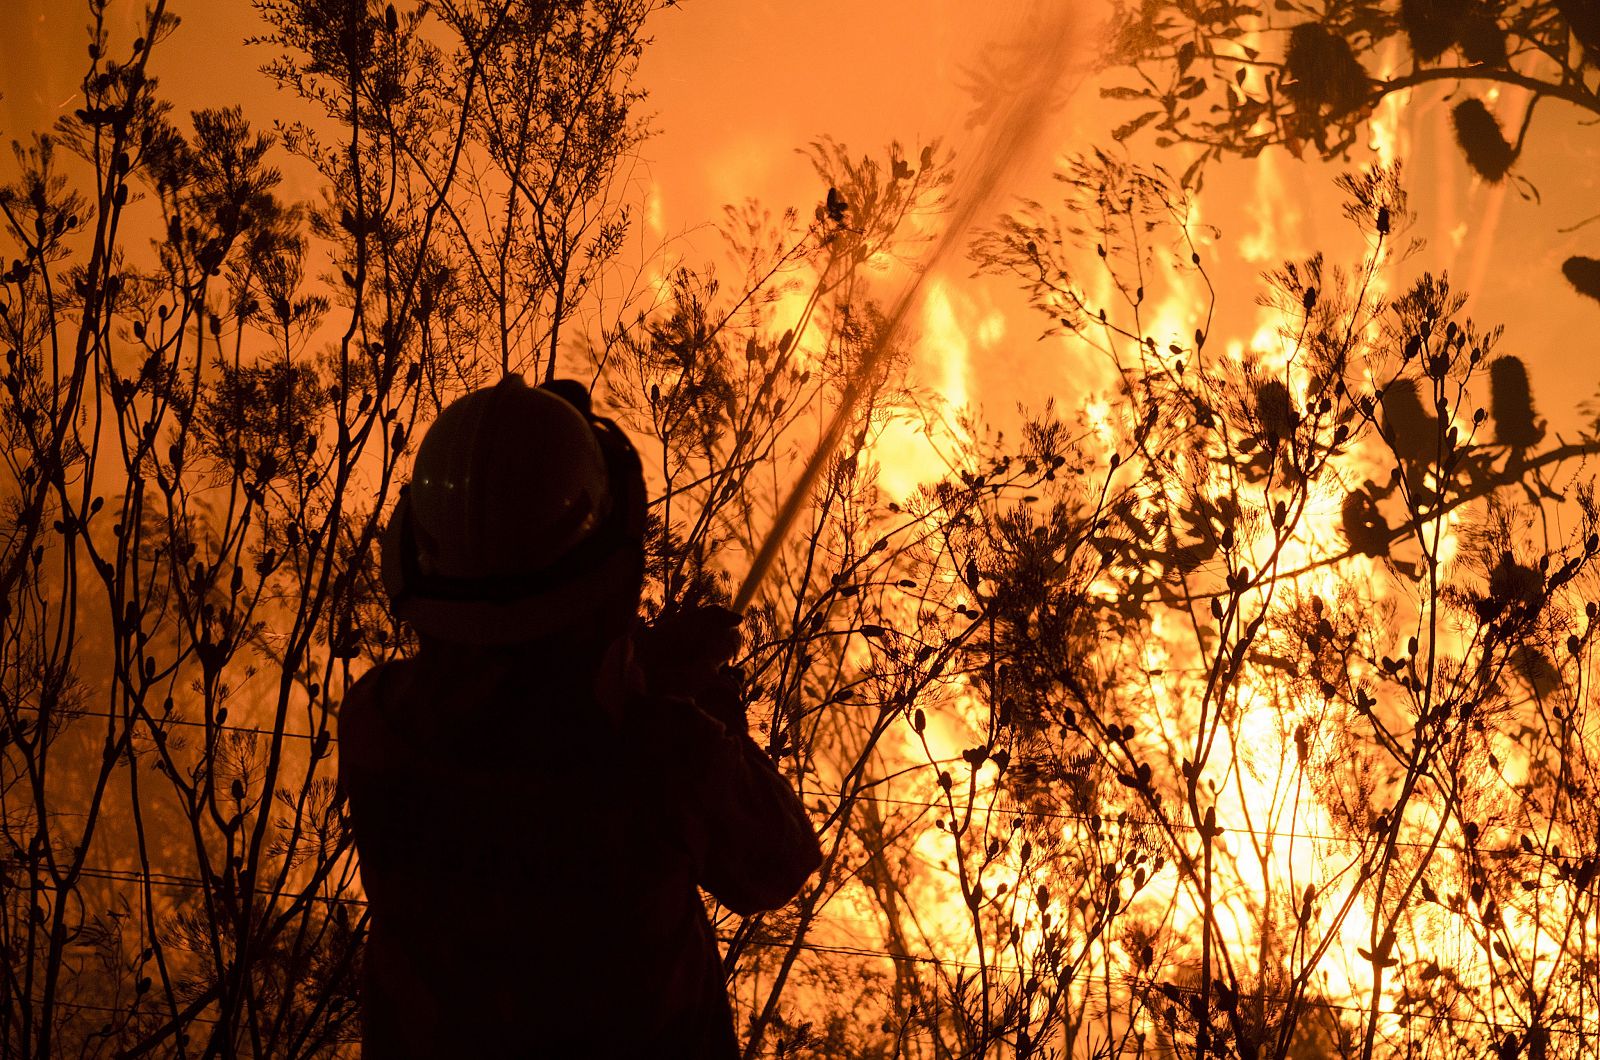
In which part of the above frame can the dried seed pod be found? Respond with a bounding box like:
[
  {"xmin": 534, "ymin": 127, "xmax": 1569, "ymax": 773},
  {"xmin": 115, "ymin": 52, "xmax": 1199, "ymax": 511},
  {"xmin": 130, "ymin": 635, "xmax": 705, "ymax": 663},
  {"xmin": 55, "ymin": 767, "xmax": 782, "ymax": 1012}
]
[
  {"xmin": 1513, "ymin": 644, "xmax": 1563, "ymax": 698},
  {"xmin": 1254, "ymin": 379, "xmax": 1297, "ymax": 441},
  {"xmin": 1380, "ymin": 378, "xmax": 1436, "ymax": 462},
  {"xmin": 1489, "ymin": 551, "xmax": 1542, "ymax": 605},
  {"xmin": 1341, "ymin": 492, "xmax": 1390, "ymax": 557},
  {"xmin": 1557, "ymin": 0, "xmax": 1600, "ymax": 60},
  {"xmin": 1487, "ymin": 356, "xmax": 1542, "ymax": 448},
  {"xmin": 1285, "ymin": 23, "xmax": 1369, "ymax": 116},
  {"xmin": 1562, "ymin": 256, "xmax": 1600, "ymax": 303},
  {"xmin": 1452, "ymin": 98, "xmax": 1515, "ymax": 181},
  {"xmin": 1457, "ymin": 6, "xmax": 1508, "ymax": 65},
  {"xmin": 1400, "ymin": 0, "xmax": 1466, "ymax": 60}
]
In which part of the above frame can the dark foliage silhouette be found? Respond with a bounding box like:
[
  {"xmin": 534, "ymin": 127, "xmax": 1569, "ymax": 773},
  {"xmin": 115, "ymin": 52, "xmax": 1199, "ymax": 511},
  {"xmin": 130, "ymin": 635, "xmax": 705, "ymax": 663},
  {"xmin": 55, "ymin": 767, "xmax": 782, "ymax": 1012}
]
[
  {"xmin": 1099, "ymin": 0, "xmax": 1600, "ymax": 302},
  {"xmin": 4, "ymin": 1, "xmax": 1600, "ymax": 1058}
]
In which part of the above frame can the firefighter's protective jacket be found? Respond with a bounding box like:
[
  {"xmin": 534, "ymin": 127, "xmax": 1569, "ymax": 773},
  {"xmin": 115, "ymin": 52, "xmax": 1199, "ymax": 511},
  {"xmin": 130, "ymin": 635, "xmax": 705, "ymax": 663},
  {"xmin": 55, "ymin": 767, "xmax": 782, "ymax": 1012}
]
[{"xmin": 339, "ymin": 639, "xmax": 821, "ymax": 1057}]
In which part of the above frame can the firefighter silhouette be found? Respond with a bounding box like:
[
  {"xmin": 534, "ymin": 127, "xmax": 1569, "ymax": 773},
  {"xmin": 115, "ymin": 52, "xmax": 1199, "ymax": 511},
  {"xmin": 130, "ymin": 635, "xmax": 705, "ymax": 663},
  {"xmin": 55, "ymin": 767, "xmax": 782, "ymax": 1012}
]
[{"xmin": 340, "ymin": 375, "xmax": 822, "ymax": 1058}]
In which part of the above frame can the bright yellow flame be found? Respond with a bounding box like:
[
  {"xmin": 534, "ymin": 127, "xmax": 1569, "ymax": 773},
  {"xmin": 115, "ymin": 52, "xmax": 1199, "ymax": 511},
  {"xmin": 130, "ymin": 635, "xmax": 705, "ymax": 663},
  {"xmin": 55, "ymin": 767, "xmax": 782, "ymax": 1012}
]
[
  {"xmin": 871, "ymin": 276, "xmax": 975, "ymax": 499},
  {"xmin": 1368, "ymin": 42, "xmax": 1407, "ymax": 166},
  {"xmin": 1239, "ymin": 153, "xmax": 1300, "ymax": 264},
  {"xmin": 645, "ymin": 182, "xmax": 666, "ymax": 238},
  {"xmin": 924, "ymin": 277, "xmax": 972, "ymax": 410}
]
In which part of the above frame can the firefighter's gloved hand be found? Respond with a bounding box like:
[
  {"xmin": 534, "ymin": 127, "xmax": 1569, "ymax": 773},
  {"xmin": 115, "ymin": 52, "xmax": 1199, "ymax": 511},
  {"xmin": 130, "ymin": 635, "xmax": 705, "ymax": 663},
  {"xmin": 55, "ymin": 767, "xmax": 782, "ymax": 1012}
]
[{"xmin": 635, "ymin": 605, "xmax": 747, "ymax": 729}]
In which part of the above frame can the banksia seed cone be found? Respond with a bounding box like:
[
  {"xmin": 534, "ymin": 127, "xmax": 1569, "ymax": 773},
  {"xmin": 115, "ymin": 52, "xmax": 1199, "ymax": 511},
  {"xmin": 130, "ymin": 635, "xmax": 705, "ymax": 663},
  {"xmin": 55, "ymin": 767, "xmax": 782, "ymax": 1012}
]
[
  {"xmin": 1488, "ymin": 356, "xmax": 1542, "ymax": 448},
  {"xmin": 1557, "ymin": 0, "xmax": 1600, "ymax": 61},
  {"xmin": 1563, "ymin": 256, "xmax": 1600, "ymax": 303},
  {"xmin": 1285, "ymin": 24, "xmax": 1369, "ymax": 115},
  {"xmin": 1490, "ymin": 551, "xmax": 1542, "ymax": 605},
  {"xmin": 1457, "ymin": 6, "xmax": 1508, "ymax": 65},
  {"xmin": 1342, "ymin": 492, "xmax": 1390, "ymax": 557},
  {"xmin": 1452, "ymin": 98, "xmax": 1515, "ymax": 181},
  {"xmin": 1255, "ymin": 380, "xmax": 1297, "ymax": 441},
  {"xmin": 1381, "ymin": 378, "xmax": 1437, "ymax": 462},
  {"xmin": 1514, "ymin": 644, "xmax": 1563, "ymax": 697},
  {"xmin": 1400, "ymin": 0, "xmax": 1465, "ymax": 60}
]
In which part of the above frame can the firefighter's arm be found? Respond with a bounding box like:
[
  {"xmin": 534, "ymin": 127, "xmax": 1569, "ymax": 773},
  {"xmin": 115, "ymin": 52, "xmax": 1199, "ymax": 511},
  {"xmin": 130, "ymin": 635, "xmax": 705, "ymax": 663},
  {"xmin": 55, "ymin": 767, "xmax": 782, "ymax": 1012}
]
[
  {"xmin": 634, "ymin": 607, "xmax": 821, "ymax": 913},
  {"xmin": 651, "ymin": 692, "xmax": 822, "ymax": 915}
]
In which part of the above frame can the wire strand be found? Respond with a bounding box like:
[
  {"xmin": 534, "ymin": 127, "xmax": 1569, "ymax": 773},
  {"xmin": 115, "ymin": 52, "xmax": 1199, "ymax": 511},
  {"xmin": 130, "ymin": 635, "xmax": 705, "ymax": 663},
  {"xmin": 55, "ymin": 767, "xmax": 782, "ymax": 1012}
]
[
  {"xmin": 13, "ymin": 872, "xmax": 1598, "ymax": 1042},
  {"xmin": 6, "ymin": 705, "xmax": 1584, "ymax": 858}
]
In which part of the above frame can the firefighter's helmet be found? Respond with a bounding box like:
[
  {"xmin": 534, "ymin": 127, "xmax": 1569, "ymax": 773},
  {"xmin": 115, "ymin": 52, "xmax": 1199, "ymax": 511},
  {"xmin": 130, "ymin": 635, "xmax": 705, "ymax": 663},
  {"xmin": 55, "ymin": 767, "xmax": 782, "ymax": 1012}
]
[{"xmin": 381, "ymin": 375, "xmax": 645, "ymax": 644}]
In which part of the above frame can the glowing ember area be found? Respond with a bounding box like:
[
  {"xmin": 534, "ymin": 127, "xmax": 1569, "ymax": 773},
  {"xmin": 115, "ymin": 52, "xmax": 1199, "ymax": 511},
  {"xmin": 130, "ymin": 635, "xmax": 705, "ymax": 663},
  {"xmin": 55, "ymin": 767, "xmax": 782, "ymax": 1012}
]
[{"xmin": 5, "ymin": 0, "xmax": 1600, "ymax": 1056}]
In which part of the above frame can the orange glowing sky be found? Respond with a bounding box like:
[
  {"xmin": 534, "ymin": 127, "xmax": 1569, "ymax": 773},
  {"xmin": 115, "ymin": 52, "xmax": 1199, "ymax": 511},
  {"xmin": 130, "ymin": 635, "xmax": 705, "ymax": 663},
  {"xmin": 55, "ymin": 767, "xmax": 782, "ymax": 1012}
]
[
  {"xmin": 4, "ymin": 0, "xmax": 1597, "ymax": 439},
  {"xmin": 7, "ymin": 7, "xmax": 1600, "ymax": 1047}
]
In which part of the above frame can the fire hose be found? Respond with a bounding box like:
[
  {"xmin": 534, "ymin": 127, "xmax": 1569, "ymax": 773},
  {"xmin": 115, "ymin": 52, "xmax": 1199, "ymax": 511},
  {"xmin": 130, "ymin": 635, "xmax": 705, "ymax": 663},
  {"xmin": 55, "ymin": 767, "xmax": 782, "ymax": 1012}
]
[{"xmin": 732, "ymin": 2, "xmax": 1084, "ymax": 611}]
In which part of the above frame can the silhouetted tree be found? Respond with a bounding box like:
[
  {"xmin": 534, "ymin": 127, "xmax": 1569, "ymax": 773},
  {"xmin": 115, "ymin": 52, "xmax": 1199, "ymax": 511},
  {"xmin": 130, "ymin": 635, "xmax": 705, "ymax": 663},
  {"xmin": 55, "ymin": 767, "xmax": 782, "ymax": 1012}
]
[
  {"xmin": 969, "ymin": 151, "xmax": 1600, "ymax": 1060},
  {"xmin": 8, "ymin": 1, "xmax": 1600, "ymax": 1058},
  {"xmin": 1098, "ymin": 0, "xmax": 1600, "ymax": 303},
  {"xmin": 0, "ymin": 0, "xmax": 662, "ymax": 1053}
]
